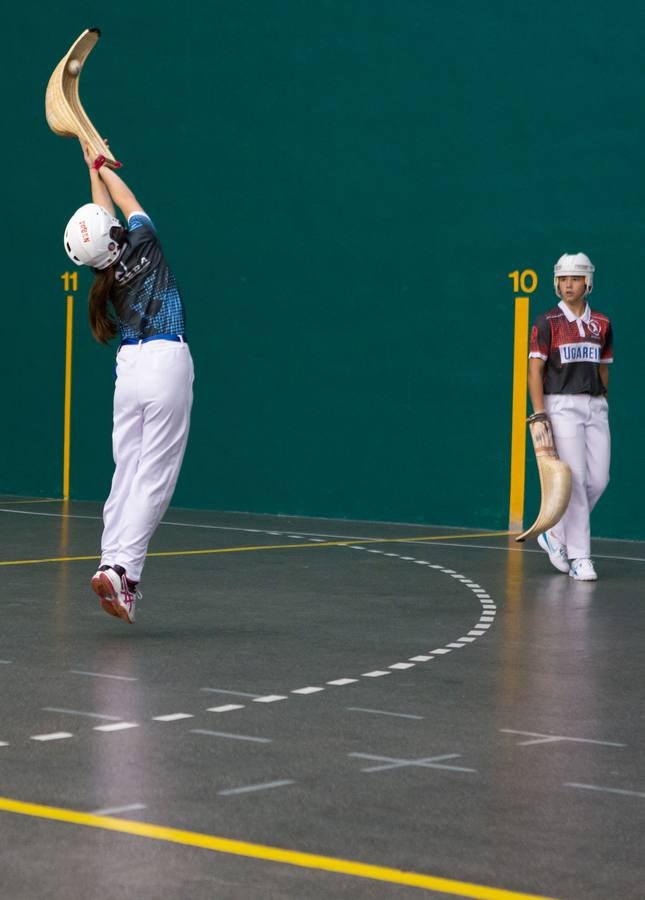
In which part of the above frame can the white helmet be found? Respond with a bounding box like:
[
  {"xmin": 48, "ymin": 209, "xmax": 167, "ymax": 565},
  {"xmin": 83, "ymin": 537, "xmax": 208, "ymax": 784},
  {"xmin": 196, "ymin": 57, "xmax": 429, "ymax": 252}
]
[
  {"xmin": 554, "ymin": 252, "xmax": 595, "ymax": 297},
  {"xmin": 64, "ymin": 203, "xmax": 124, "ymax": 270}
]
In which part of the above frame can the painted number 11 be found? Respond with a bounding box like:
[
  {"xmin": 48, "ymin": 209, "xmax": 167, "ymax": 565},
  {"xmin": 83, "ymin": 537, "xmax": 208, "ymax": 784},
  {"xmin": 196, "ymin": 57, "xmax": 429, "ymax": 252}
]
[
  {"xmin": 508, "ymin": 269, "xmax": 537, "ymax": 294},
  {"xmin": 61, "ymin": 271, "xmax": 78, "ymax": 292}
]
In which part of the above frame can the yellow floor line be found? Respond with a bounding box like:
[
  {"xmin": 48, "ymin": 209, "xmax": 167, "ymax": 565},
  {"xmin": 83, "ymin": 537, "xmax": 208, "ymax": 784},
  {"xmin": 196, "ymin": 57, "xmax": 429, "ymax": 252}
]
[
  {"xmin": 0, "ymin": 796, "xmax": 558, "ymax": 899},
  {"xmin": 0, "ymin": 498, "xmax": 63, "ymax": 505},
  {"xmin": 0, "ymin": 530, "xmax": 513, "ymax": 567},
  {"xmin": 0, "ymin": 532, "xmax": 513, "ymax": 567}
]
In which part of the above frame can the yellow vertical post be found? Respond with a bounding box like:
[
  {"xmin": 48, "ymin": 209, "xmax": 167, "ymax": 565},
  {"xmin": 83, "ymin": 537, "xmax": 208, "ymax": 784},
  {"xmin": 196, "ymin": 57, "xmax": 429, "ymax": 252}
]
[
  {"xmin": 62, "ymin": 294, "xmax": 74, "ymax": 500},
  {"xmin": 508, "ymin": 295, "xmax": 529, "ymax": 531}
]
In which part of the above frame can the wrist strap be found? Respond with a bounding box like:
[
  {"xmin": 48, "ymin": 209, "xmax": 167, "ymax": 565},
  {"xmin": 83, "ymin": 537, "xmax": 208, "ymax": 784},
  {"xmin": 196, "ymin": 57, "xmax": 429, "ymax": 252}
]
[{"xmin": 93, "ymin": 155, "xmax": 123, "ymax": 170}]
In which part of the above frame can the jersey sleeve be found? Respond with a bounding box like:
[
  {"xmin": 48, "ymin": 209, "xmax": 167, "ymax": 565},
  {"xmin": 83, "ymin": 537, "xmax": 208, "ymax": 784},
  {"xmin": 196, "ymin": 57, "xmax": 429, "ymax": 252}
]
[
  {"xmin": 528, "ymin": 315, "xmax": 550, "ymax": 360},
  {"xmin": 601, "ymin": 321, "xmax": 614, "ymax": 363},
  {"xmin": 127, "ymin": 211, "xmax": 157, "ymax": 233}
]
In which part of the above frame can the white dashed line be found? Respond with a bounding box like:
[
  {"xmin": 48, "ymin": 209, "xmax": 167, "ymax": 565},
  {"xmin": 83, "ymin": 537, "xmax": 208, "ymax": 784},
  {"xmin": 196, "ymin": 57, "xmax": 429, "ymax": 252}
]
[
  {"xmin": 191, "ymin": 730, "xmax": 272, "ymax": 744},
  {"xmin": 347, "ymin": 707, "xmax": 424, "ymax": 720},
  {"xmin": 17, "ymin": 533, "xmax": 497, "ymax": 747},
  {"xmin": 69, "ymin": 670, "xmax": 138, "ymax": 682},
  {"xmin": 219, "ymin": 780, "xmax": 295, "ymax": 796},
  {"xmin": 207, "ymin": 704, "xmax": 245, "ymax": 713},
  {"xmin": 42, "ymin": 707, "xmax": 122, "ymax": 721},
  {"xmin": 94, "ymin": 722, "xmax": 139, "ymax": 733},
  {"xmin": 91, "ymin": 803, "xmax": 147, "ymax": 816},
  {"xmin": 153, "ymin": 713, "xmax": 195, "ymax": 722},
  {"xmin": 565, "ymin": 783, "xmax": 645, "ymax": 799}
]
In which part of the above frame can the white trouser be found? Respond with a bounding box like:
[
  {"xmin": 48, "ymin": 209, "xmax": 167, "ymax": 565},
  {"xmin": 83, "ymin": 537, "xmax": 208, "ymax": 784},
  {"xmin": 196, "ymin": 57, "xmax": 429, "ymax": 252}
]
[
  {"xmin": 100, "ymin": 340, "xmax": 194, "ymax": 582},
  {"xmin": 544, "ymin": 393, "xmax": 610, "ymax": 560}
]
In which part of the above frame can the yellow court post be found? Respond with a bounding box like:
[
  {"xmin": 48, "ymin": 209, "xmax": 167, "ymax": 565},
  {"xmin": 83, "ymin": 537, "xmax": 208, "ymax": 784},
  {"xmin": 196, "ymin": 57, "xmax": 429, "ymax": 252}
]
[
  {"xmin": 507, "ymin": 268, "xmax": 537, "ymax": 531},
  {"xmin": 62, "ymin": 292, "xmax": 74, "ymax": 500},
  {"xmin": 508, "ymin": 295, "xmax": 530, "ymax": 530}
]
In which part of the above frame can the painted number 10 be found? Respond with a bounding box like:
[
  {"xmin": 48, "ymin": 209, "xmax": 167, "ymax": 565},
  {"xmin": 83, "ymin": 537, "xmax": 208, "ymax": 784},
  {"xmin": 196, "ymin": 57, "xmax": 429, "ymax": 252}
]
[
  {"xmin": 61, "ymin": 271, "xmax": 78, "ymax": 292},
  {"xmin": 508, "ymin": 269, "xmax": 537, "ymax": 294}
]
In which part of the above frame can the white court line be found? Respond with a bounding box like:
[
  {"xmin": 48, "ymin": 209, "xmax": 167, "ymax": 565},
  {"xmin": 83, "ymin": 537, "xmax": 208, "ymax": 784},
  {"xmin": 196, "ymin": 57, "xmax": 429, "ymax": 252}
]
[
  {"xmin": 42, "ymin": 707, "xmax": 123, "ymax": 721},
  {"xmin": 153, "ymin": 713, "xmax": 195, "ymax": 722},
  {"xmin": 70, "ymin": 670, "xmax": 137, "ymax": 682},
  {"xmin": 207, "ymin": 705, "xmax": 245, "ymax": 713},
  {"xmin": 565, "ymin": 782, "xmax": 645, "ymax": 799},
  {"xmin": 94, "ymin": 722, "xmax": 138, "ymax": 733},
  {"xmin": 347, "ymin": 707, "xmax": 424, "ymax": 720},
  {"xmin": 191, "ymin": 729, "xmax": 271, "ymax": 744},
  {"xmin": 219, "ymin": 780, "xmax": 295, "ymax": 796},
  {"xmin": 91, "ymin": 803, "xmax": 147, "ymax": 816},
  {"xmin": 200, "ymin": 688, "xmax": 261, "ymax": 698},
  {"xmin": 501, "ymin": 729, "xmax": 626, "ymax": 747},
  {"xmin": 2, "ymin": 505, "xmax": 644, "ymax": 561}
]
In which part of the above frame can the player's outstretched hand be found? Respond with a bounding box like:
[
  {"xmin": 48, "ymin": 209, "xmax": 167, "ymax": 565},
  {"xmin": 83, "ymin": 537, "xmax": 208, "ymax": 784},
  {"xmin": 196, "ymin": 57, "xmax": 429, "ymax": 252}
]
[{"xmin": 80, "ymin": 139, "xmax": 110, "ymax": 169}]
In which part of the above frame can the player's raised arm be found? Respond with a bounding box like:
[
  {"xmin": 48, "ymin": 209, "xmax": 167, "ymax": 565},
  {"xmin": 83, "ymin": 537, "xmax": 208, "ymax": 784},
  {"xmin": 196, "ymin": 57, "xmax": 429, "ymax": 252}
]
[
  {"xmin": 97, "ymin": 164, "xmax": 145, "ymax": 220},
  {"xmin": 81, "ymin": 141, "xmax": 115, "ymax": 216}
]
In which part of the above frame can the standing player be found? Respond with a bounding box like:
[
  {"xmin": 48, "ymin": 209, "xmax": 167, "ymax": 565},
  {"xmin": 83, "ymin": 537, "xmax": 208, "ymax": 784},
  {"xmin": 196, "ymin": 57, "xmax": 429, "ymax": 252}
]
[
  {"xmin": 527, "ymin": 253, "xmax": 613, "ymax": 581},
  {"xmin": 63, "ymin": 143, "xmax": 194, "ymax": 622}
]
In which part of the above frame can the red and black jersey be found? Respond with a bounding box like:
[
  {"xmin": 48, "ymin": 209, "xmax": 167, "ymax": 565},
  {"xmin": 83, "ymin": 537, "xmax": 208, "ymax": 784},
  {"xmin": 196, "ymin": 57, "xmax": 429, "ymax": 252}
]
[{"xmin": 529, "ymin": 301, "xmax": 613, "ymax": 395}]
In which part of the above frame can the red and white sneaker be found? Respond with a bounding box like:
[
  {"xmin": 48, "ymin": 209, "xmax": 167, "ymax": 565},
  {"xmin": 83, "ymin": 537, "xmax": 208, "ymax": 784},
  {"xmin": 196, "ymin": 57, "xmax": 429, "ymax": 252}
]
[{"xmin": 91, "ymin": 565, "xmax": 139, "ymax": 623}]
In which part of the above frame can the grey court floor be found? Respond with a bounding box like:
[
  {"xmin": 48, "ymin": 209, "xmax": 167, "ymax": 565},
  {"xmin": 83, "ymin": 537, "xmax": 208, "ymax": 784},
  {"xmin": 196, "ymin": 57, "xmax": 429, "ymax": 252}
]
[{"xmin": 0, "ymin": 497, "xmax": 643, "ymax": 900}]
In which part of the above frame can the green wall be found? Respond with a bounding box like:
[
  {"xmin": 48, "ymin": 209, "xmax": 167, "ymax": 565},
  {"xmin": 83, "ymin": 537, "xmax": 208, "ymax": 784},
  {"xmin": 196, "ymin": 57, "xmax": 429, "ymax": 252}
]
[{"xmin": 3, "ymin": 1, "xmax": 644, "ymax": 538}]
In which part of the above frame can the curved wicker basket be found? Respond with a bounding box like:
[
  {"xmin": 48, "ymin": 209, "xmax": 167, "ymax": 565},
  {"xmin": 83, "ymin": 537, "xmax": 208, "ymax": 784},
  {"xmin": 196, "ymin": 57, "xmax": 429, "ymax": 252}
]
[
  {"xmin": 45, "ymin": 28, "xmax": 120, "ymax": 169},
  {"xmin": 515, "ymin": 415, "xmax": 572, "ymax": 543}
]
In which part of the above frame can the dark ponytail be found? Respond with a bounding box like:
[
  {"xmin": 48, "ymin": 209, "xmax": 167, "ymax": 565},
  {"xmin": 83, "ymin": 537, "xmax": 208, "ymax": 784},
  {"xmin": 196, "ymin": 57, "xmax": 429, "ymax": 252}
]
[{"xmin": 88, "ymin": 267, "xmax": 118, "ymax": 344}]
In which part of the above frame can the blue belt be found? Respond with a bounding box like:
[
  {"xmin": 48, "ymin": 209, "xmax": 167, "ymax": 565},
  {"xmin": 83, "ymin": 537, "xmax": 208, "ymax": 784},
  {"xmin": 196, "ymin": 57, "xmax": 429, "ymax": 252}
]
[{"xmin": 120, "ymin": 333, "xmax": 184, "ymax": 347}]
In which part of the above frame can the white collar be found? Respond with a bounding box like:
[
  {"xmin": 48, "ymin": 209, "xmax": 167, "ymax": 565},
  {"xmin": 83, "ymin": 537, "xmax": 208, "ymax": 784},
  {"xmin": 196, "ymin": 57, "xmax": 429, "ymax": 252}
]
[{"xmin": 558, "ymin": 299, "xmax": 591, "ymax": 324}]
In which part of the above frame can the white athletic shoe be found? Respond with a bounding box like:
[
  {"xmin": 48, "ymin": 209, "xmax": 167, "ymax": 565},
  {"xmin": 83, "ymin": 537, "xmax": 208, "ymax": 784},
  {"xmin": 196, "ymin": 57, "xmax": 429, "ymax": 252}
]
[
  {"xmin": 569, "ymin": 558, "xmax": 598, "ymax": 581},
  {"xmin": 91, "ymin": 565, "xmax": 140, "ymax": 623},
  {"xmin": 537, "ymin": 531, "xmax": 570, "ymax": 573}
]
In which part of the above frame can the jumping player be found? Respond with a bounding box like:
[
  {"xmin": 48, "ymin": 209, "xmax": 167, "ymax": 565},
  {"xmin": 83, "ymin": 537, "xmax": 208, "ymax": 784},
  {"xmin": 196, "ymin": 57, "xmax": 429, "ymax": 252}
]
[
  {"xmin": 64, "ymin": 143, "xmax": 194, "ymax": 622},
  {"xmin": 527, "ymin": 253, "xmax": 613, "ymax": 581}
]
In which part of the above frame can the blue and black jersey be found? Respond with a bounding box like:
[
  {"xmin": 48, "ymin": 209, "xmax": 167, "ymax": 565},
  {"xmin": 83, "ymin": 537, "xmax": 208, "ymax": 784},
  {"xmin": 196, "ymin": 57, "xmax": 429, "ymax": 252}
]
[{"xmin": 110, "ymin": 213, "xmax": 185, "ymax": 341}]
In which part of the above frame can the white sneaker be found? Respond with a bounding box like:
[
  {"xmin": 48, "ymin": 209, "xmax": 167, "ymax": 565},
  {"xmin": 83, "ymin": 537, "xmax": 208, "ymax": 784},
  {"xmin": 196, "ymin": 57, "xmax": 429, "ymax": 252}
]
[
  {"xmin": 569, "ymin": 558, "xmax": 598, "ymax": 581},
  {"xmin": 91, "ymin": 565, "xmax": 140, "ymax": 623},
  {"xmin": 537, "ymin": 531, "xmax": 570, "ymax": 573}
]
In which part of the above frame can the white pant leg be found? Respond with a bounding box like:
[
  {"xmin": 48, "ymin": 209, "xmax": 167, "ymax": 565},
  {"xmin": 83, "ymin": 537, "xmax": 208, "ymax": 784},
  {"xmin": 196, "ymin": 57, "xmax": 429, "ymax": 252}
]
[
  {"xmin": 545, "ymin": 395, "xmax": 590, "ymax": 559},
  {"xmin": 585, "ymin": 396, "xmax": 611, "ymax": 513},
  {"xmin": 100, "ymin": 351, "xmax": 144, "ymax": 568},
  {"xmin": 112, "ymin": 341, "xmax": 194, "ymax": 582},
  {"xmin": 545, "ymin": 395, "xmax": 610, "ymax": 560}
]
